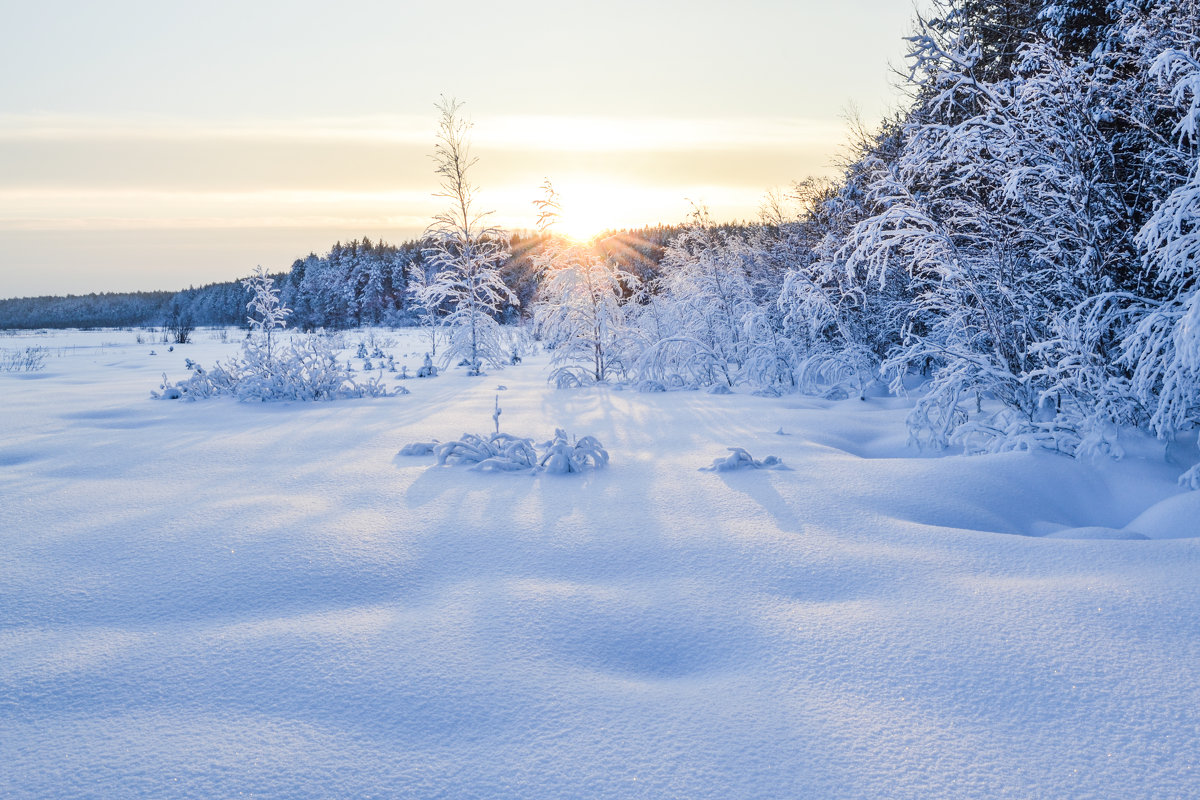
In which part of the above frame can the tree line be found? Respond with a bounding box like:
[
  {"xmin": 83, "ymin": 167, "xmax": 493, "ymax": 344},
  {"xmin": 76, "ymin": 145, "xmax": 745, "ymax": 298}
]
[{"xmin": 0, "ymin": 226, "xmax": 683, "ymax": 332}]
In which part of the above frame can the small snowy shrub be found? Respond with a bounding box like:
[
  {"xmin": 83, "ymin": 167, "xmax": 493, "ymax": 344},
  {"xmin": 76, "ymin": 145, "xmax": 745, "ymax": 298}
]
[
  {"xmin": 538, "ymin": 429, "xmax": 610, "ymax": 474},
  {"xmin": 402, "ymin": 401, "xmax": 608, "ymax": 475},
  {"xmin": 799, "ymin": 346, "xmax": 879, "ymax": 400},
  {"xmin": 154, "ymin": 374, "xmax": 183, "ymax": 400},
  {"xmin": 634, "ymin": 336, "xmax": 728, "ymax": 390},
  {"xmin": 434, "ymin": 432, "xmax": 539, "ymax": 472},
  {"xmin": 416, "ymin": 353, "xmax": 438, "ymax": 378},
  {"xmin": 415, "ymin": 430, "xmax": 609, "ymax": 474},
  {"xmin": 701, "ymin": 447, "xmax": 787, "ymax": 472},
  {"xmin": 551, "ymin": 366, "xmax": 591, "ymax": 389}
]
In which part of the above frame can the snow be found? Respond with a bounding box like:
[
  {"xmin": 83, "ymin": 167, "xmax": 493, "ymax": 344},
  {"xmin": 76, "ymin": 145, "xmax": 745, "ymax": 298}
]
[{"xmin": 2, "ymin": 327, "xmax": 1199, "ymax": 799}]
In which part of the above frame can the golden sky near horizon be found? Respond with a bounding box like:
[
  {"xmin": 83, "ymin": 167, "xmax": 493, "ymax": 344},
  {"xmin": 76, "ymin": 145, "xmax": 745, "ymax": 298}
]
[{"xmin": 0, "ymin": 1, "xmax": 922, "ymax": 297}]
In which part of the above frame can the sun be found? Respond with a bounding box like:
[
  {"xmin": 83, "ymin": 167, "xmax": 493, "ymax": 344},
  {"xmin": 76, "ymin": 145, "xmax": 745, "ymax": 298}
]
[
  {"xmin": 559, "ymin": 211, "xmax": 607, "ymax": 242},
  {"xmin": 547, "ymin": 181, "xmax": 624, "ymax": 242}
]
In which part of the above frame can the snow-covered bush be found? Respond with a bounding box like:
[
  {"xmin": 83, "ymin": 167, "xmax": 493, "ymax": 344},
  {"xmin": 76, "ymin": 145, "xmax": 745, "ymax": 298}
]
[
  {"xmin": 154, "ymin": 271, "xmax": 386, "ymax": 402},
  {"xmin": 401, "ymin": 401, "xmax": 608, "ymax": 475},
  {"xmin": 538, "ymin": 428, "xmax": 610, "ymax": 473},
  {"xmin": 416, "ymin": 353, "xmax": 438, "ymax": 378},
  {"xmin": 1121, "ymin": 49, "xmax": 1200, "ymax": 464},
  {"xmin": 243, "ymin": 267, "xmax": 291, "ymax": 363},
  {"xmin": 631, "ymin": 212, "xmax": 757, "ymax": 388},
  {"xmin": 435, "ymin": 432, "xmax": 539, "ymax": 472},
  {"xmin": 798, "ymin": 346, "xmax": 879, "ymax": 401},
  {"xmin": 633, "ymin": 336, "xmax": 726, "ymax": 390},
  {"xmin": 155, "ymin": 333, "xmax": 386, "ymax": 402},
  {"xmin": 412, "ymin": 429, "xmax": 609, "ymax": 475},
  {"xmin": 701, "ymin": 447, "xmax": 787, "ymax": 472},
  {"xmin": 406, "ymin": 259, "xmax": 442, "ymax": 358}
]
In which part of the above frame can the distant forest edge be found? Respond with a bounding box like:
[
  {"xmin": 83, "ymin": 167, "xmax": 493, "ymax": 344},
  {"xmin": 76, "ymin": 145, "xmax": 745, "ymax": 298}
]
[{"xmin": 0, "ymin": 226, "xmax": 684, "ymax": 330}]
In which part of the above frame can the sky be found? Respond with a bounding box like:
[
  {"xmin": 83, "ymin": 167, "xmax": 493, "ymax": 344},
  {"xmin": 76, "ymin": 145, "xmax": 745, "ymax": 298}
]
[{"xmin": 0, "ymin": 0, "xmax": 921, "ymax": 298}]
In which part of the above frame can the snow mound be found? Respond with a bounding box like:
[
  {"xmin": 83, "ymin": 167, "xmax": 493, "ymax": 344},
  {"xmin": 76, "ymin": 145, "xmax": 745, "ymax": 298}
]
[
  {"xmin": 1042, "ymin": 526, "xmax": 1150, "ymax": 540},
  {"xmin": 397, "ymin": 441, "xmax": 438, "ymax": 456},
  {"xmin": 1123, "ymin": 491, "xmax": 1200, "ymax": 539},
  {"xmin": 701, "ymin": 447, "xmax": 788, "ymax": 472}
]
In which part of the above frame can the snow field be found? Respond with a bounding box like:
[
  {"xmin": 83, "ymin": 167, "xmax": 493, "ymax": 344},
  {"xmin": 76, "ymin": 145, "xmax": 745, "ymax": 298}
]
[{"xmin": 1, "ymin": 327, "xmax": 1198, "ymax": 799}]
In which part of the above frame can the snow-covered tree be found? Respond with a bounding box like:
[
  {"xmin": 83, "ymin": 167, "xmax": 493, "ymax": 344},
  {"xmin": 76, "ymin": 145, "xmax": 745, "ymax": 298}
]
[
  {"xmin": 243, "ymin": 266, "xmax": 292, "ymax": 365},
  {"xmin": 1119, "ymin": 41, "xmax": 1200, "ymax": 483},
  {"xmin": 406, "ymin": 257, "xmax": 441, "ymax": 358},
  {"xmin": 633, "ymin": 208, "xmax": 758, "ymax": 388},
  {"xmin": 533, "ymin": 181, "xmax": 639, "ymax": 385},
  {"xmin": 420, "ymin": 97, "xmax": 515, "ymax": 375}
]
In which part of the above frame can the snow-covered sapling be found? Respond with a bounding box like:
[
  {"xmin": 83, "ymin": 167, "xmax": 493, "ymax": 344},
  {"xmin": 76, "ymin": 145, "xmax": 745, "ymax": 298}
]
[
  {"xmin": 419, "ymin": 97, "xmax": 516, "ymax": 374},
  {"xmin": 417, "ymin": 353, "xmax": 438, "ymax": 378},
  {"xmin": 244, "ymin": 266, "xmax": 292, "ymax": 366}
]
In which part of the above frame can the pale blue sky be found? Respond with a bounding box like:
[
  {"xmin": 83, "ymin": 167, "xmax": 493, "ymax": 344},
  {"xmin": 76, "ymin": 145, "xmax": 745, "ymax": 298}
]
[{"xmin": 1, "ymin": 0, "xmax": 921, "ymax": 296}]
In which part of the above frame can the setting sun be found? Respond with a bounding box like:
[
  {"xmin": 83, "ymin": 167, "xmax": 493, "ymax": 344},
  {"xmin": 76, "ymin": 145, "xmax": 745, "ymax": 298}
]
[
  {"xmin": 532, "ymin": 179, "xmax": 694, "ymax": 242},
  {"xmin": 556, "ymin": 192, "xmax": 613, "ymax": 241}
]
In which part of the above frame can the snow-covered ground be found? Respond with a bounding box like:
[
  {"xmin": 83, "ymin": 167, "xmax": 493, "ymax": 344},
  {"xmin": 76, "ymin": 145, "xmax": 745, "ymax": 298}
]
[{"xmin": 2, "ymin": 327, "xmax": 1198, "ymax": 799}]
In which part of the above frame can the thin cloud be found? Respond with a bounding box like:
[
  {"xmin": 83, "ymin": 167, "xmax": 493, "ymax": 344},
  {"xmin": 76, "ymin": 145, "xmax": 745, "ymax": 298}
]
[{"xmin": 0, "ymin": 112, "xmax": 847, "ymax": 153}]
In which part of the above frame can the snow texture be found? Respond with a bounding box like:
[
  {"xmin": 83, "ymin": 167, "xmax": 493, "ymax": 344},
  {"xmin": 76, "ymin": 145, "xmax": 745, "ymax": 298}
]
[{"xmin": 2, "ymin": 327, "xmax": 1198, "ymax": 800}]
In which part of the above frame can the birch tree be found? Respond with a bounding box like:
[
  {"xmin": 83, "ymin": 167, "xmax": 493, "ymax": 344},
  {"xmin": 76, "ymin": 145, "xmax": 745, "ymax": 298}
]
[{"xmin": 420, "ymin": 97, "xmax": 515, "ymax": 375}]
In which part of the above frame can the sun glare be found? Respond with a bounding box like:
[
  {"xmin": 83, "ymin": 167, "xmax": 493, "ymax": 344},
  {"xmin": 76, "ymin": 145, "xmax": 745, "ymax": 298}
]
[{"xmin": 549, "ymin": 181, "xmax": 632, "ymax": 242}]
